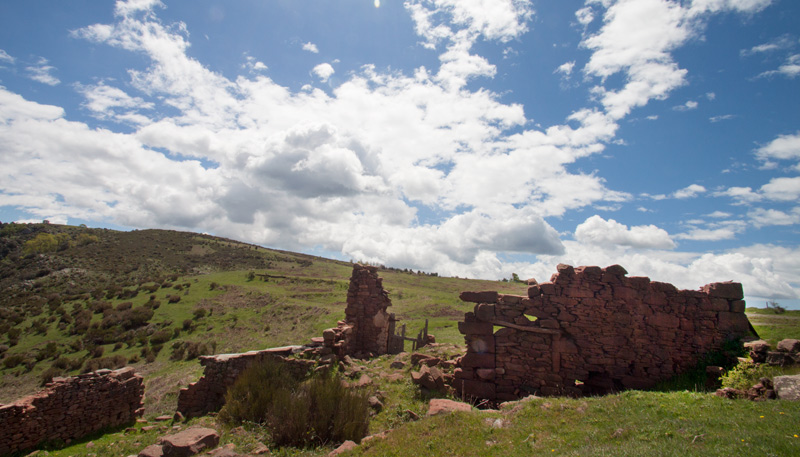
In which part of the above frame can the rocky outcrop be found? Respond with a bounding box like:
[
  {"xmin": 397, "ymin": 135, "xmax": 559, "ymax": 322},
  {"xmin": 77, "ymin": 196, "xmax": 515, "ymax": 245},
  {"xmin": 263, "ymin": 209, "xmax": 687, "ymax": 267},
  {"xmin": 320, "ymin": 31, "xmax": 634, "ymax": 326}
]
[
  {"xmin": 455, "ymin": 264, "xmax": 755, "ymax": 401},
  {"xmin": 0, "ymin": 367, "xmax": 143, "ymax": 456}
]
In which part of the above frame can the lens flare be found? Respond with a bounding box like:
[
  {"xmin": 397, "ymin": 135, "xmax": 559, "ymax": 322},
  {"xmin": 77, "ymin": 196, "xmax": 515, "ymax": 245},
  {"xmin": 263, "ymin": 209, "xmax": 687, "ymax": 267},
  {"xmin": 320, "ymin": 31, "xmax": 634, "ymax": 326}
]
[{"xmin": 374, "ymin": 0, "xmax": 380, "ymax": 7}]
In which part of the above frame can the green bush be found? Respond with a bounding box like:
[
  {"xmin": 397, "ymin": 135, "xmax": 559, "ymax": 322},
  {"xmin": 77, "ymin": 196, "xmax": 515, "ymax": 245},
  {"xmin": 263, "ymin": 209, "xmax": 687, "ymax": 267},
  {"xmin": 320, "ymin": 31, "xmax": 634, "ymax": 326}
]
[
  {"xmin": 720, "ymin": 362, "xmax": 800, "ymax": 391},
  {"xmin": 219, "ymin": 358, "xmax": 370, "ymax": 447},
  {"xmin": 23, "ymin": 233, "xmax": 59, "ymax": 255}
]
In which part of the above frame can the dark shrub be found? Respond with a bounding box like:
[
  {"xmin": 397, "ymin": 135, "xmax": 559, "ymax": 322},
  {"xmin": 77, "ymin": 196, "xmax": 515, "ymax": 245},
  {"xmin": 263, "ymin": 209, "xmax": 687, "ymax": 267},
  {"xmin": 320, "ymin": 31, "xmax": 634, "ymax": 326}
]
[
  {"xmin": 90, "ymin": 346, "xmax": 105, "ymax": 359},
  {"xmin": 81, "ymin": 355, "xmax": 127, "ymax": 373},
  {"xmin": 149, "ymin": 329, "xmax": 172, "ymax": 345},
  {"xmin": 167, "ymin": 295, "xmax": 181, "ymax": 304},
  {"xmin": 219, "ymin": 359, "xmax": 369, "ymax": 447},
  {"xmin": 40, "ymin": 367, "xmax": 64, "ymax": 386},
  {"xmin": 192, "ymin": 308, "xmax": 206, "ymax": 319},
  {"xmin": 116, "ymin": 301, "xmax": 133, "ymax": 311},
  {"xmin": 36, "ymin": 342, "xmax": 59, "ymax": 361},
  {"xmin": 53, "ymin": 356, "xmax": 71, "ymax": 370},
  {"xmin": 3, "ymin": 354, "xmax": 26, "ymax": 369}
]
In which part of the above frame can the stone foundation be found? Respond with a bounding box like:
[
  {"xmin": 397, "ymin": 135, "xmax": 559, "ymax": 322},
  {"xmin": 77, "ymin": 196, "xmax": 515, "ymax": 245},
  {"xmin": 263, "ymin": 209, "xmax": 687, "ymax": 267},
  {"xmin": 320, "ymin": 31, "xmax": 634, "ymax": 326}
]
[
  {"xmin": 176, "ymin": 346, "xmax": 315, "ymax": 418},
  {"xmin": 455, "ymin": 264, "xmax": 755, "ymax": 401},
  {"xmin": 0, "ymin": 367, "xmax": 143, "ymax": 455}
]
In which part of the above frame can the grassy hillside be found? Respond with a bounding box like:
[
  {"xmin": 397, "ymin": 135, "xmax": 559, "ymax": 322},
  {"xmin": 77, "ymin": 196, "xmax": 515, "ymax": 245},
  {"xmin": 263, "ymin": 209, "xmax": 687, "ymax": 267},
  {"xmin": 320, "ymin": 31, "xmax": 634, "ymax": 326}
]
[
  {"xmin": 2, "ymin": 222, "xmax": 799, "ymax": 457},
  {"xmin": 0, "ymin": 222, "xmax": 526, "ymax": 407}
]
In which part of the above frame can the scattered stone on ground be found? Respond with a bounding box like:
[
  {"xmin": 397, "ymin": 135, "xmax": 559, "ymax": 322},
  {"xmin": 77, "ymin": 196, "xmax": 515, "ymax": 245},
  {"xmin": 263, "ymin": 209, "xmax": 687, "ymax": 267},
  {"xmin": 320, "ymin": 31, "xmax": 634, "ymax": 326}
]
[
  {"xmin": 427, "ymin": 398, "xmax": 472, "ymax": 416},
  {"xmin": 410, "ymin": 353, "xmax": 432, "ymax": 366},
  {"xmin": 155, "ymin": 415, "xmax": 172, "ymax": 422},
  {"xmin": 328, "ymin": 440, "xmax": 357, "ymax": 456},
  {"xmin": 774, "ymin": 374, "xmax": 800, "ymax": 401},
  {"xmin": 368, "ymin": 396, "xmax": 384, "ymax": 413},
  {"xmin": 205, "ymin": 444, "xmax": 238, "ymax": 457},
  {"xmin": 158, "ymin": 427, "xmax": 220, "ymax": 457},
  {"xmin": 390, "ymin": 361, "xmax": 406, "ymax": 369},
  {"xmin": 139, "ymin": 444, "xmax": 165, "ymax": 457},
  {"xmin": 355, "ymin": 374, "xmax": 373, "ymax": 388},
  {"xmin": 411, "ymin": 365, "xmax": 447, "ymax": 392}
]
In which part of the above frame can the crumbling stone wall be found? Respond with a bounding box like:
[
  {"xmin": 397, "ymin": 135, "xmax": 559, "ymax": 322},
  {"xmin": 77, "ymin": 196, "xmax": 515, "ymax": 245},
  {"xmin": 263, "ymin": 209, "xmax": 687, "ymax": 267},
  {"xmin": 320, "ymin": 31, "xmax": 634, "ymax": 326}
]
[
  {"xmin": 323, "ymin": 264, "xmax": 396, "ymax": 358},
  {"xmin": 176, "ymin": 346, "xmax": 314, "ymax": 418},
  {"xmin": 0, "ymin": 367, "xmax": 143, "ymax": 455},
  {"xmin": 455, "ymin": 264, "xmax": 754, "ymax": 401}
]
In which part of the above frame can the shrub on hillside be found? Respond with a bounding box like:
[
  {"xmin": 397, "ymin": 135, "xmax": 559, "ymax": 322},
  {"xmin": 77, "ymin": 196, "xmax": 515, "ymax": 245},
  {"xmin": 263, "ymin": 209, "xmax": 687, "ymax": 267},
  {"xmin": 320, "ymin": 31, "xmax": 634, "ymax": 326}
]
[
  {"xmin": 81, "ymin": 355, "xmax": 127, "ymax": 373},
  {"xmin": 149, "ymin": 329, "xmax": 172, "ymax": 345},
  {"xmin": 40, "ymin": 366, "xmax": 65, "ymax": 386},
  {"xmin": 3, "ymin": 354, "xmax": 26, "ymax": 369},
  {"xmin": 23, "ymin": 233, "xmax": 59, "ymax": 255},
  {"xmin": 219, "ymin": 358, "xmax": 370, "ymax": 447}
]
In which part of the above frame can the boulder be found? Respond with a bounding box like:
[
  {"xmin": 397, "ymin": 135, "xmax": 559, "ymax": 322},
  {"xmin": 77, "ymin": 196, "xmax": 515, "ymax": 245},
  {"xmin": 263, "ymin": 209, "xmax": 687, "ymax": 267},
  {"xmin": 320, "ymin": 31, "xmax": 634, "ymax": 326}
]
[
  {"xmin": 139, "ymin": 444, "xmax": 165, "ymax": 457},
  {"xmin": 777, "ymin": 339, "xmax": 800, "ymax": 353},
  {"xmin": 427, "ymin": 399, "xmax": 472, "ymax": 416},
  {"xmin": 159, "ymin": 427, "xmax": 220, "ymax": 457},
  {"xmin": 774, "ymin": 374, "xmax": 800, "ymax": 401},
  {"xmin": 411, "ymin": 365, "xmax": 445, "ymax": 392},
  {"xmin": 368, "ymin": 396, "xmax": 384, "ymax": 413},
  {"xmin": 328, "ymin": 440, "xmax": 357, "ymax": 456},
  {"xmin": 410, "ymin": 353, "xmax": 432, "ymax": 366}
]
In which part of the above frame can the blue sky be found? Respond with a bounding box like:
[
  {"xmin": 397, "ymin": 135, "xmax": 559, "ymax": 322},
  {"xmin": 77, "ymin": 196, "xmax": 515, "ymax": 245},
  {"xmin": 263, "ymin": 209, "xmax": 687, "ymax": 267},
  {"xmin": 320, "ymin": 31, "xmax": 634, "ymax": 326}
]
[{"xmin": 1, "ymin": 0, "xmax": 799, "ymax": 307}]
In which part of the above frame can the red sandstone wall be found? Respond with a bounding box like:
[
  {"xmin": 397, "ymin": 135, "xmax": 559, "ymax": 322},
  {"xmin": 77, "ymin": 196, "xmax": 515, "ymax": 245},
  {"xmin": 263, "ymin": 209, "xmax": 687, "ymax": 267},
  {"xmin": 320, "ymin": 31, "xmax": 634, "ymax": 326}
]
[
  {"xmin": 176, "ymin": 347, "xmax": 314, "ymax": 418},
  {"xmin": 323, "ymin": 264, "xmax": 394, "ymax": 358},
  {"xmin": 0, "ymin": 367, "xmax": 143, "ymax": 455},
  {"xmin": 455, "ymin": 264, "xmax": 754, "ymax": 401},
  {"xmin": 345, "ymin": 264, "xmax": 392, "ymax": 356}
]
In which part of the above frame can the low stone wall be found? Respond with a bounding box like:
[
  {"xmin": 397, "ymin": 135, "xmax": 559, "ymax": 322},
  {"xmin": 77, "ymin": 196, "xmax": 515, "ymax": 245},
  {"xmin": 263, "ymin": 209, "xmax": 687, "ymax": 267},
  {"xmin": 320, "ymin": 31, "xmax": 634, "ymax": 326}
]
[
  {"xmin": 0, "ymin": 367, "xmax": 143, "ymax": 455},
  {"xmin": 455, "ymin": 264, "xmax": 755, "ymax": 401},
  {"xmin": 176, "ymin": 347, "xmax": 315, "ymax": 418}
]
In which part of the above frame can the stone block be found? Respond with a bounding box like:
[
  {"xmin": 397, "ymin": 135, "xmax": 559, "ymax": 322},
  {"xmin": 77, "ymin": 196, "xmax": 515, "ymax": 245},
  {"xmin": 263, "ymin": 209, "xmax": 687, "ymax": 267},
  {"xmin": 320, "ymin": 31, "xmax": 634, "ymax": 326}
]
[
  {"xmin": 159, "ymin": 427, "xmax": 220, "ymax": 457},
  {"xmin": 539, "ymin": 283, "xmax": 556, "ymax": 295},
  {"xmin": 459, "ymin": 291, "xmax": 499, "ymax": 303},
  {"xmin": 461, "ymin": 353, "xmax": 495, "ymax": 369},
  {"xmin": 458, "ymin": 321, "xmax": 494, "ymax": 335},
  {"xmin": 457, "ymin": 379, "xmax": 496, "ymax": 399},
  {"xmin": 729, "ymin": 300, "xmax": 746, "ymax": 313},
  {"xmin": 427, "ymin": 399, "xmax": 472, "ymax": 416},
  {"xmin": 467, "ymin": 335, "xmax": 495, "ymax": 354},
  {"xmin": 475, "ymin": 303, "xmax": 496, "ymax": 321},
  {"xmin": 527, "ymin": 285, "xmax": 542, "ymax": 298},
  {"xmin": 702, "ymin": 281, "xmax": 744, "ymax": 300}
]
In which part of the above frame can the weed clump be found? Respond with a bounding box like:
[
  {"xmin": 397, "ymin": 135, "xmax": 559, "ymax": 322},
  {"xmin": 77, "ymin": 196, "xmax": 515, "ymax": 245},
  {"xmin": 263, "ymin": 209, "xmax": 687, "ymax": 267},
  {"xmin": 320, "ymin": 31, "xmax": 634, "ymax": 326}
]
[{"xmin": 218, "ymin": 358, "xmax": 370, "ymax": 448}]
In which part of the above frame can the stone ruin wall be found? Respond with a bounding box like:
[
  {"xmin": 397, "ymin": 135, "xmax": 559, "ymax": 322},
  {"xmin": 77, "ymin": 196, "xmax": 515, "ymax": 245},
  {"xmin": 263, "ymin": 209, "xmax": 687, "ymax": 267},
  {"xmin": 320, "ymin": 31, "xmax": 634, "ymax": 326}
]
[
  {"xmin": 178, "ymin": 264, "xmax": 397, "ymax": 418},
  {"xmin": 0, "ymin": 367, "xmax": 143, "ymax": 456},
  {"xmin": 323, "ymin": 264, "xmax": 395, "ymax": 358},
  {"xmin": 455, "ymin": 264, "xmax": 754, "ymax": 401},
  {"xmin": 176, "ymin": 347, "xmax": 314, "ymax": 418}
]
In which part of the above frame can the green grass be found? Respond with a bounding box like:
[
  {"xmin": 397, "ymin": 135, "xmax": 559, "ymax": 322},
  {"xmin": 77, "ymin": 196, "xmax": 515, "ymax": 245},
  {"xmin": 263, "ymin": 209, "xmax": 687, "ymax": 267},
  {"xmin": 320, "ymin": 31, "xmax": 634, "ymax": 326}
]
[
  {"xmin": 746, "ymin": 308, "xmax": 800, "ymax": 344},
  {"xmin": 349, "ymin": 391, "xmax": 800, "ymax": 457}
]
